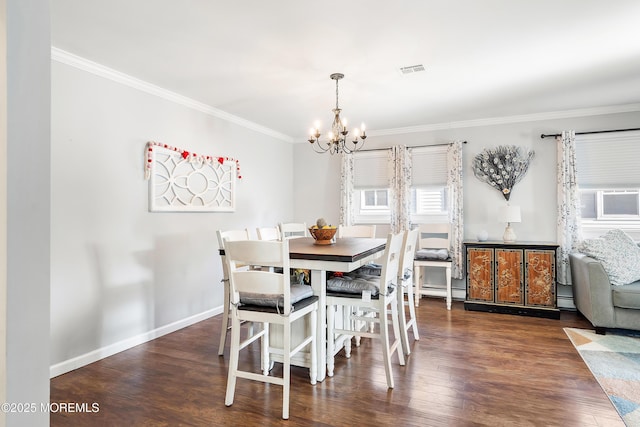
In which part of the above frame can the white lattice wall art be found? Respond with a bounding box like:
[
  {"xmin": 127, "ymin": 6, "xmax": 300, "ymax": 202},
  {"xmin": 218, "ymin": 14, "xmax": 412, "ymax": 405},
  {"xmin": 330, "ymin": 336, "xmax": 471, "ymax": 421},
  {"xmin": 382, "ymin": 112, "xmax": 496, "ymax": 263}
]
[{"xmin": 145, "ymin": 142, "xmax": 241, "ymax": 212}]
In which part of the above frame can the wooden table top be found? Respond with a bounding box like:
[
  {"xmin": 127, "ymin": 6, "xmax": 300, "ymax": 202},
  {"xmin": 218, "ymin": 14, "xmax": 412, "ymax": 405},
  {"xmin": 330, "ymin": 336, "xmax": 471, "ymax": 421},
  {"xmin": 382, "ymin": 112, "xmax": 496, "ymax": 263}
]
[{"xmin": 288, "ymin": 237, "xmax": 386, "ymax": 262}]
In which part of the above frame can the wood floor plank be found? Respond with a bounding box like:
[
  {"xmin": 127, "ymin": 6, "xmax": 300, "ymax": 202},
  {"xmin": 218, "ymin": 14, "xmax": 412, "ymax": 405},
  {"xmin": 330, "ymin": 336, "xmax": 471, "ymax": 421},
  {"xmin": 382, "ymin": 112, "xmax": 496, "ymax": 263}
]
[{"xmin": 50, "ymin": 298, "xmax": 625, "ymax": 426}]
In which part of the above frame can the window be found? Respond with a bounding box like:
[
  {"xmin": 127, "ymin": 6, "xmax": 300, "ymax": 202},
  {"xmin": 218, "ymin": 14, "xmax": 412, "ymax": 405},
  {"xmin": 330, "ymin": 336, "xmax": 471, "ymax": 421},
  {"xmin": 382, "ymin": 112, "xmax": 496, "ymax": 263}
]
[
  {"xmin": 349, "ymin": 145, "xmax": 450, "ymax": 224},
  {"xmin": 580, "ymin": 189, "xmax": 640, "ymax": 219},
  {"xmin": 412, "ymin": 187, "xmax": 448, "ymax": 215},
  {"xmin": 410, "ymin": 146, "xmax": 448, "ymax": 223},
  {"xmin": 576, "ymin": 131, "xmax": 640, "ymax": 239},
  {"xmin": 353, "ymin": 150, "xmax": 391, "ymax": 223},
  {"xmin": 361, "ymin": 189, "xmax": 389, "ymax": 211}
]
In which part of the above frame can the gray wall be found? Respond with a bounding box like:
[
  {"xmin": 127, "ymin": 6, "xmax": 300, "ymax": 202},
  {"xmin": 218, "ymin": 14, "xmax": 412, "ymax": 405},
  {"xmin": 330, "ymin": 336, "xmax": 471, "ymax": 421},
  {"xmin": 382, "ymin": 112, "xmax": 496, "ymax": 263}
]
[
  {"xmin": 293, "ymin": 110, "xmax": 640, "ymax": 306},
  {"xmin": 4, "ymin": 0, "xmax": 51, "ymax": 425},
  {"xmin": 50, "ymin": 59, "xmax": 295, "ymax": 373}
]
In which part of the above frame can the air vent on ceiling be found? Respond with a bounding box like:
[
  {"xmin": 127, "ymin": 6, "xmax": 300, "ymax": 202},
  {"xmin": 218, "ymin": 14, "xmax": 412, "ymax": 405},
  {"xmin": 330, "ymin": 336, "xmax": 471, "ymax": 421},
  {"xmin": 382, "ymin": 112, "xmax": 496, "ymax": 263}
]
[{"xmin": 399, "ymin": 64, "xmax": 426, "ymax": 75}]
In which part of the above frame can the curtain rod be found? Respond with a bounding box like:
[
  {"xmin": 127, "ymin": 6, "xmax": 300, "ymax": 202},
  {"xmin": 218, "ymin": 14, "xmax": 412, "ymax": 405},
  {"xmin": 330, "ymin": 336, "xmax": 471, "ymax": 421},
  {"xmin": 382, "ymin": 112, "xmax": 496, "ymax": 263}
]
[
  {"xmin": 360, "ymin": 141, "xmax": 468, "ymax": 152},
  {"xmin": 540, "ymin": 128, "xmax": 640, "ymax": 139}
]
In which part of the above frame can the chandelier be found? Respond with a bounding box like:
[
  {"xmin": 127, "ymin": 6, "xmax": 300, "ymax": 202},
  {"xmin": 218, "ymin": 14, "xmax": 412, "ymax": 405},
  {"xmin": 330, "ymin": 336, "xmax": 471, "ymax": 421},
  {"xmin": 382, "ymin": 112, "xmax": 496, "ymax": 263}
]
[{"xmin": 308, "ymin": 73, "xmax": 367, "ymax": 154}]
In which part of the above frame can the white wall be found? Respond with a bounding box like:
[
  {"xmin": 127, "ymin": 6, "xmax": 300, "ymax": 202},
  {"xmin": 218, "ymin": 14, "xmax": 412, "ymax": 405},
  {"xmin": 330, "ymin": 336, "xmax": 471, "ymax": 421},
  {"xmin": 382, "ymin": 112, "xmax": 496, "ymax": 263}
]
[
  {"xmin": 293, "ymin": 110, "xmax": 640, "ymax": 306},
  {"xmin": 50, "ymin": 60, "xmax": 294, "ymax": 374},
  {"xmin": 0, "ymin": 2, "xmax": 7, "ymax": 422},
  {"xmin": 4, "ymin": 0, "xmax": 51, "ymax": 426}
]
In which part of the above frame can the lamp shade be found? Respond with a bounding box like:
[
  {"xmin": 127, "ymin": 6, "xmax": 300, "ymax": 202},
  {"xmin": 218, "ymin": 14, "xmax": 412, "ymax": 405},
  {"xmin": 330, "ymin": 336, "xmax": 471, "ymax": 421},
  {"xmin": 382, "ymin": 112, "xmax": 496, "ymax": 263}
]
[{"xmin": 499, "ymin": 205, "xmax": 521, "ymax": 223}]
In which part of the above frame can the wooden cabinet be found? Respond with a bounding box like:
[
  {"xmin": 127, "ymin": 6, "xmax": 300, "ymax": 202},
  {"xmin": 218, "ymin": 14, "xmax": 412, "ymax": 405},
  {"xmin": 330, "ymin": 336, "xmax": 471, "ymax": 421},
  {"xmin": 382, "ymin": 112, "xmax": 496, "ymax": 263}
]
[{"xmin": 464, "ymin": 241, "xmax": 560, "ymax": 319}]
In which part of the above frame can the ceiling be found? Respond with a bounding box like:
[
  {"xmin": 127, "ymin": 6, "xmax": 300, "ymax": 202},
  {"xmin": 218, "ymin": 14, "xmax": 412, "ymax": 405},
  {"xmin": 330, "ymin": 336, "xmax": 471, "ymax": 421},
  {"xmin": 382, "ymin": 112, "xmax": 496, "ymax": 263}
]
[{"xmin": 51, "ymin": 0, "xmax": 640, "ymax": 141}]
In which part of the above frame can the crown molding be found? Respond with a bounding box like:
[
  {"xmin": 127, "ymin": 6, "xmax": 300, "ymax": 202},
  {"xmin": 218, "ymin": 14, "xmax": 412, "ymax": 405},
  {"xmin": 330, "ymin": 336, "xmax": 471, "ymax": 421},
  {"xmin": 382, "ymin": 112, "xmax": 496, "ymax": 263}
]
[
  {"xmin": 368, "ymin": 104, "xmax": 640, "ymax": 137},
  {"xmin": 294, "ymin": 103, "xmax": 640, "ymax": 142},
  {"xmin": 52, "ymin": 48, "xmax": 640, "ymax": 143},
  {"xmin": 51, "ymin": 47, "xmax": 294, "ymax": 143}
]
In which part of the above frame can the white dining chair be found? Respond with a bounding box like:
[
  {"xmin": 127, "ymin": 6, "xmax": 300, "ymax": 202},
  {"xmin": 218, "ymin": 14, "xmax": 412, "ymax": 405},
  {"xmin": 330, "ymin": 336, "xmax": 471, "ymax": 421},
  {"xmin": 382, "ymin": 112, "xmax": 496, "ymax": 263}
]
[
  {"xmin": 398, "ymin": 228, "xmax": 420, "ymax": 355},
  {"xmin": 337, "ymin": 224, "xmax": 376, "ymax": 238},
  {"xmin": 414, "ymin": 223, "xmax": 453, "ymax": 310},
  {"xmin": 223, "ymin": 238, "xmax": 318, "ymax": 420},
  {"xmin": 256, "ymin": 226, "xmax": 280, "ymax": 241},
  {"xmin": 325, "ymin": 232, "xmax": 405, "ymax": 389},
  {"xmin": 336, "ymin": 224, "xmax": 377, "ymax": 337},
  {"xmin": 278, "ymin": 222, "xmax": 308, "ymax": 239},
  {"xmin": 216, "ymin": 228, "xmax": 251, "ymax": 356},
  {"xmin": 349, "ymin": 229, "xmax": 420, "ymax": 356}
]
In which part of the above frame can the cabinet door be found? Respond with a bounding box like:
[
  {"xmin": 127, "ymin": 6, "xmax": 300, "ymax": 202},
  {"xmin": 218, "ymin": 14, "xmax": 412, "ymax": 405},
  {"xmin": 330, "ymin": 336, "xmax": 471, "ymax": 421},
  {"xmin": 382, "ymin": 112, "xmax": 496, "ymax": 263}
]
[
  {"xmin": 467, "ymin": 247, "xmax": 494, "ymax": 302},
  {"xmin": 525, "ymin": 250, "xmax": 556, "ymax": 307},
  {"xmin": 495, "ymin": 248, "xmax": 523, "ymax": 305}
]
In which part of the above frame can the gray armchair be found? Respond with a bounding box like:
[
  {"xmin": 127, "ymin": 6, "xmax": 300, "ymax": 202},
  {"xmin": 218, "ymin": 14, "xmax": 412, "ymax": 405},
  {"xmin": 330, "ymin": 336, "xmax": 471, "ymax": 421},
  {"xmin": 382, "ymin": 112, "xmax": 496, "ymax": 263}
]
[{"xmin": 569, "ymin": 253, "xmax": 640, "ymax": 334}]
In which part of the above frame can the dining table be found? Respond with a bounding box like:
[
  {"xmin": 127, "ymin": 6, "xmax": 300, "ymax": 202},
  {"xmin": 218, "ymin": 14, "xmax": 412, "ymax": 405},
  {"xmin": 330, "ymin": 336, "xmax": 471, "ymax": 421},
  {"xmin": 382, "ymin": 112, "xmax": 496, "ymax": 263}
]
[
  {"xmin": 282, "ymin": 236, "xmax": 386, "ymax": 381},
  {"xmin": 220, "ymin": 236, "xmax": 386, "ymax": 381}
]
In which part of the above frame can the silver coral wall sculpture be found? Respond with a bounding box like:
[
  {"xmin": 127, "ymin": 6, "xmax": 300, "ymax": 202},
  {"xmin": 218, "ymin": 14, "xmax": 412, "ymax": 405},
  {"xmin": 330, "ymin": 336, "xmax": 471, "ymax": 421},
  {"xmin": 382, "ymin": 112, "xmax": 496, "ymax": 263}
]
[{"xmin": 472, "ymin": 145, "xmax": 534, "ymax": 200}]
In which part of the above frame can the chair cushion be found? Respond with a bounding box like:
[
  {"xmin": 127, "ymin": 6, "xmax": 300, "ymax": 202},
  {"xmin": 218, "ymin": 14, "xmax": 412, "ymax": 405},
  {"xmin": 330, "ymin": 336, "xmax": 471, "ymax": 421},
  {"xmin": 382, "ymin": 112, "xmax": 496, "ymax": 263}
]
[
  {"xmin": 239, "ymin": 295, "xmax": 319, "ymax": 313},
  {"xmin": 352, "ymin": 263, "xmax": 412, "ymax": 280},
  {"xmin": 578, "ymin": 229, "xmax": 640, "ymax": 286},
  {"xmin": 415, "ymin": 248, "xmax": 449, "ymax": 260},
  {"xmin": 239, "ymin": 283, "xmax": 313, "ymax": 308},
  {"xmin": 354, "ymin": 263, "xmax": 382, "ymax": 276},
  {"xmin": 326, "ymin": 275, "xmax": 381, "ymax": 296}
]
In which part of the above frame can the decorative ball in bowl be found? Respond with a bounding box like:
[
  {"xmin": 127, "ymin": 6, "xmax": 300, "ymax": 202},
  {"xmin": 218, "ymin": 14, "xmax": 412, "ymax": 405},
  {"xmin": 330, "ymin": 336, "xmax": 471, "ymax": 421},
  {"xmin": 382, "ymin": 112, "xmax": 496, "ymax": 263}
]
[{"xmin": 309, "ymin": 227, "xmax": 337, "ymax": 245}]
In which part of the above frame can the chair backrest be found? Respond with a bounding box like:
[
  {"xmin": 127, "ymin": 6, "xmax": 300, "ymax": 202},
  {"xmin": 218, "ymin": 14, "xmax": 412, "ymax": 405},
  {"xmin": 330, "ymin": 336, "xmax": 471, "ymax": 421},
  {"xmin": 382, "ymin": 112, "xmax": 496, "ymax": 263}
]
[
  {"xmin": 278, "ymin": 222, "xmax": 308, "ymax": 239},
  {"xmin": 417, "ymin": 223, "xmax": 451, "ymax": 250},
  {"xmin": 256, "ymin": 227, "xmax": 280, "ymax": 241},
  {"xmin": 379, "ymin": 232, "xmax": 405, "ymax": 291},
  {"xmin": 224, "ymin": 239, "xmax": 293, "ymax": 314},
  {"xmin": 338, "ymin": 224, "xmax": 376, "ymax": 238},
  {"xmin": 216, "ymin": 229, "xmax": 251, "ymax": 249},
  {"xmin": 217, "ymin": 229, "xmax": 252, "ymax": 276},
  {"xmin": 399, "ymin": 228, "xmax": 419, "ymax": 280}
]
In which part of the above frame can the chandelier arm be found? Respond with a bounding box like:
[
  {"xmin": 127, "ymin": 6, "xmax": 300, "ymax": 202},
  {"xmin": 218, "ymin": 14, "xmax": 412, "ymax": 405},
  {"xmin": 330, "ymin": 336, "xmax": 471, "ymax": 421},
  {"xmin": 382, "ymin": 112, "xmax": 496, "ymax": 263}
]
[{"xmin": 310, "ymin": 138, "xmax": 332, "ymax": 154}]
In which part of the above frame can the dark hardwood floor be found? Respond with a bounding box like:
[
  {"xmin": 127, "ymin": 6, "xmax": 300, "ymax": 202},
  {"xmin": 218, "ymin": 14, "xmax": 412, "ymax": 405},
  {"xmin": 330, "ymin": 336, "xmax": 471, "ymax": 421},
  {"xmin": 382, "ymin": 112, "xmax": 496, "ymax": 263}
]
[{"xmin": 50, "ymin": 298, "xmax": 624, "ymax": 426}]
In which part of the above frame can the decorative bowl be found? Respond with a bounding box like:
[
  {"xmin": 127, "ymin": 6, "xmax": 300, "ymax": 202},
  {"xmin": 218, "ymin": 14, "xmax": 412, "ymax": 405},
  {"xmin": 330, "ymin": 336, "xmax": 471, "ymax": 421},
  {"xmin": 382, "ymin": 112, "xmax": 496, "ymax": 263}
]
[{"xmin": 309, "ymin": 227, "xmax": 337, "ymax": 245}]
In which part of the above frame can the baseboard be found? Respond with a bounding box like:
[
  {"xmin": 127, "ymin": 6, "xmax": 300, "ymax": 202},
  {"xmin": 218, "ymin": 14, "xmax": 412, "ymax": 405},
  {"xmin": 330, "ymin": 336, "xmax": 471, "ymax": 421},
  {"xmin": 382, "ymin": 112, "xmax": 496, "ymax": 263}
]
[
  {"xmin": 557, "ymin": 294, "xmax": 576, "ymax": 310},
  {"xmin": 417, "ymin": 286, "xmax": 466, "ymax": 301},
  {"xmin": 50, "ymin": 306, "xmax": 223, "ymax": 378}
]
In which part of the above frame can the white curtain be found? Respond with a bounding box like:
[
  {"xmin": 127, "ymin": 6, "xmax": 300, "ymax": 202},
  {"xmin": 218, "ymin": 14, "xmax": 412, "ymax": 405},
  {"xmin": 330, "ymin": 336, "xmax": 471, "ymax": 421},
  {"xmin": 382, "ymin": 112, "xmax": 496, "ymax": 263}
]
[
  {"xmin": 556, "ymin": 130, "xmax": 582, "ymax": 285},
  {"xmin": 447, "ymin": 141, "xmax": 464, "ymax": 279},
  {"xmin": 339, "ymin": 152, "xmax": 354, "ymax": 226},
  {"xmin": 390, "ymin": 145, "xmax": 411, "ymax": 233}
]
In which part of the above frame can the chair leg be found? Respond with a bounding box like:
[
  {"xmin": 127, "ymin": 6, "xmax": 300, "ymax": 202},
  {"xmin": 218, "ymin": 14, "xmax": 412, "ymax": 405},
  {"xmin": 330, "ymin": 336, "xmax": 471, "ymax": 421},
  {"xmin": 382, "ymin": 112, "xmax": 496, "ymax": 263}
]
[
  {"xmin": 309, "ymin": 310, "xmax": 317, "ymax": 385},
  {"xmin": 225, "ymin": 314, "xmax": 241, "ymax": 407},
  {"xmin": 390, "ymin": 295, "xmax": 405, "ymax": 367},
  {"xmin": 397, "ymin": 285, "xmax": 411, "ymax": 356},
  {"xmin": 327, "ymin": 303, "xmax": 336, "ymax": 377},
  {"xmin": 349, "ymin": 305, "xmax": 361, "ymax": 348},
  {"xmin": 445, "ymin": 266, "xmax": 452, "ymax": 310},
  {"xmin": 379, "ymin": 303, "xmax": 395, "ymax": 389},
  {"xmin": 414, "ymin": 267, "xmax": 422, "ymax": 307},
  {"xmin": 282, "ymin": 322, "xmax": 291, "ymax": 420},
  {"xmin": 262, "ymin": 322, "xmax": 270, "ymax": 376},
  {"xmin": 218, "ymin": 279, "xmax": 230, "ymax": 356},
  {"xmin": 406, "ymin": 281, "xmax": 420, "ymax": 341}
]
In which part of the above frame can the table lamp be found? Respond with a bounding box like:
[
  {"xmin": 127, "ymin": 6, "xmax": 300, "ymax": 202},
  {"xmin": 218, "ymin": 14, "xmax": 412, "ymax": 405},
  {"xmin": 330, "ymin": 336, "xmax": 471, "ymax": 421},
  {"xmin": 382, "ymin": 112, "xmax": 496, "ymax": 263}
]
[{"xmin": 499, "ymin": 204, "xmax": 521, "ymax": 243}]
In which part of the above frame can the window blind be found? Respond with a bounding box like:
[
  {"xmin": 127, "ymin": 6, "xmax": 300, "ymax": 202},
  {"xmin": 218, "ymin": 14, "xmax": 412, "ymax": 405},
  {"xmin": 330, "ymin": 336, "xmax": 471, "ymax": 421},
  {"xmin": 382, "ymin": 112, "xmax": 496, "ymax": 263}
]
[
  {"xmin": 410, "ymin": 145, "xmax": 448, "ymax": 187},
  {"xmin": 575, "ymin": 132, "xmax": 640, "ymax": 189},
  {"xmin": 353, "ymin": 150, "xmax": 390, "ymax": 189}
]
